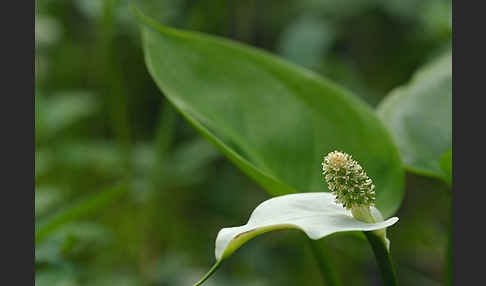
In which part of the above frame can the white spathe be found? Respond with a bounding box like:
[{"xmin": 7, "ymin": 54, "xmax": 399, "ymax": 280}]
[{"xmin": 215, "ymin": 192, "xmax": 398, "ymax": 260}]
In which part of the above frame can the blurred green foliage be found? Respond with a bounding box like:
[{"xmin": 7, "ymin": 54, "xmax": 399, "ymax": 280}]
[
  {"xmin": 35, "ymin": 0, "xmax": 451, "ymax": 285},
  {"xmin": 378, "ymin": 52, "xmax": 452, "ymax": 180}
]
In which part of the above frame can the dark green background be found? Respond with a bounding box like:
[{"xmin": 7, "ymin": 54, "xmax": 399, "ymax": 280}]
[{"xmin": 35, "ymin": 0, "xmax": 451, "ymax": 285}]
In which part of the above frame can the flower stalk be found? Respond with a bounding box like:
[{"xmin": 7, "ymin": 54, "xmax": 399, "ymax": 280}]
[
  {"xmin": 322, "ymin": 151, "xmax": 399, "ymax": 285},
  {"xmin": 364, "ymin": 231, "xmax": 399, "ymax": 286},
  {"xmin": 193, "ymin": 260, "xmax": 222, "ymax": 286}
]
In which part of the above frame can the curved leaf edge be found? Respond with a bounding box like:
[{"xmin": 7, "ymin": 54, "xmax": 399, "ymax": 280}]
[
  {"xmin": 376, "ymin": 52, "xmax": 451, "ymax": 182},
  {"xmin": 377, "ymin": 87, "xmax": 448, "ymax": 181},
  {"xmin": 135, "ymin": 8, "xmax": 298, "ymax": 197}
]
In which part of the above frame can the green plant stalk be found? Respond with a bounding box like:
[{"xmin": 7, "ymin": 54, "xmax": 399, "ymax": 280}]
[
  {"xmin": 192, "ymin": 237, "xmax": 342, "ymax": 286},
  {"xmin": 154, "ymin": 101, "xmax": 177, "ymax": 165},
  {"xmin": 101, "ymin": 0, "xmax": 133, "ymax": 173},
  {"xmin": 364, "ymin": 231, "xmax": 399, "ymax": 286},
  {"xmin": 308, "ymin": 239, "xmax": 343, "ymax": 286},
  {"xmin": 193, "ymin": 260, "xmax": 222, "ymax": 286},
  {"xmin": 136, "ymin": 101, "xmax": 177, "ymax": 285}
]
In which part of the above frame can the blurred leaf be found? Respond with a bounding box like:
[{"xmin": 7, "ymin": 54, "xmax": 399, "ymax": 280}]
[
  {"xmin": 36, "ymin": 183, "xmax": 128, "ymax": 244},
  {"xmin": 56, "ymin": 141, "xmax": 124, "ymax": 175},
  {"xmin": 35, "ymin": 268, "xmax": 79, "ymax": 286},
  {"xmin": 132, "ymin": 144, "xmax": 157, "ymax": 174},
  {"xmin": 153, "ymin": 102, "xmax": 177, "ymax": 162},
  {"xmin": 59, "ymin": 223, "xmax": 113, "ymax": 254},
  {"xmin": 136, "ymin": 12, "xmax": 404, "ymax": 217},
  {"xmin": 440, "ymin": 147, "xmax": 452, "ymax": 187},
  {"xmin": 35, "ymin": 187, "xmax": 63, "ymax": 218},
  {"xmin": 74, "ymin": 0, "xmax": 103, "ymax": 19},
  {"xmin": 277, "ymin": 15, "xmax": 334, "ymax": 69},
  {"xmin": 420, "ymin": 0, "xmax": 452, "ymax": 38},
  {"xmin": 167, "ymin": 139, "xmax": 221, "ymax": 179},
  {"xmin": 299, "ymin": 0, "xmax": 372, "ymax": 18},
  {"xmin": 35, "ymin": 150, "xmax": 53, "ymax": 177},
  {"xmin": 215, "ymin": 193, "xmax": 398, "ymax": 261},
  {"xmin": 90, "ymin": 273, "xmax": 139, "ymax": 286},
  {"xmin": 377, "ymin": 52, "xmax": 452, "ymax": 180},
  {"xmin": 35, "ymin": 223, "xmax": 111, "ymax": 264},
  {"xmin": 36, "ymin": 91, "xmax": 99, "ymax": 141},
  {"xmin": 35, "ymin": 15, "xmax": 62, "ymax": 47},
  {"xmin": 380, "ymin": 0, "xmax": 422, "ymax": 21},
  {"xmin": 131, "ymin": 138, "xmax": 220, "ymax": 188}
]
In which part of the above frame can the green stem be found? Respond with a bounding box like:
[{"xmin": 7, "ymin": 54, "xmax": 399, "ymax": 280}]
[
  {"xmin": 101, "ymin": 0, "xmax": 133, "ymax": 173},
  {"xmin": 193, "ymin": 260, "xmax": 222, "ymax": 286},
  {"xmin": 154, "ymin": 101, "xmax": 176, "ymax": 164},
  {"xmin": 364, "ymin": 231, "xmax": 399, "ymax": 286},
  {"xmin": 308, "ymin": 239, "xmax": 342, "ymax": 286}
]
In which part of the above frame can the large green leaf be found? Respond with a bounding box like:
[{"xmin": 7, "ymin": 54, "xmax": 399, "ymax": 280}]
[
  {"xmin": 377, "ymin": 52, "xmax": 452, "ymax": 180},
  {"xmin": 136, "ymin": 12, "xmax": 404, "ymax": 217}
]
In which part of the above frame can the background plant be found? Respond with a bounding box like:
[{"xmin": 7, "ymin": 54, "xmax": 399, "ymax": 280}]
[{"xmin": 35, "ymin": 0, "xmax": 451, "ymax": 285}]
